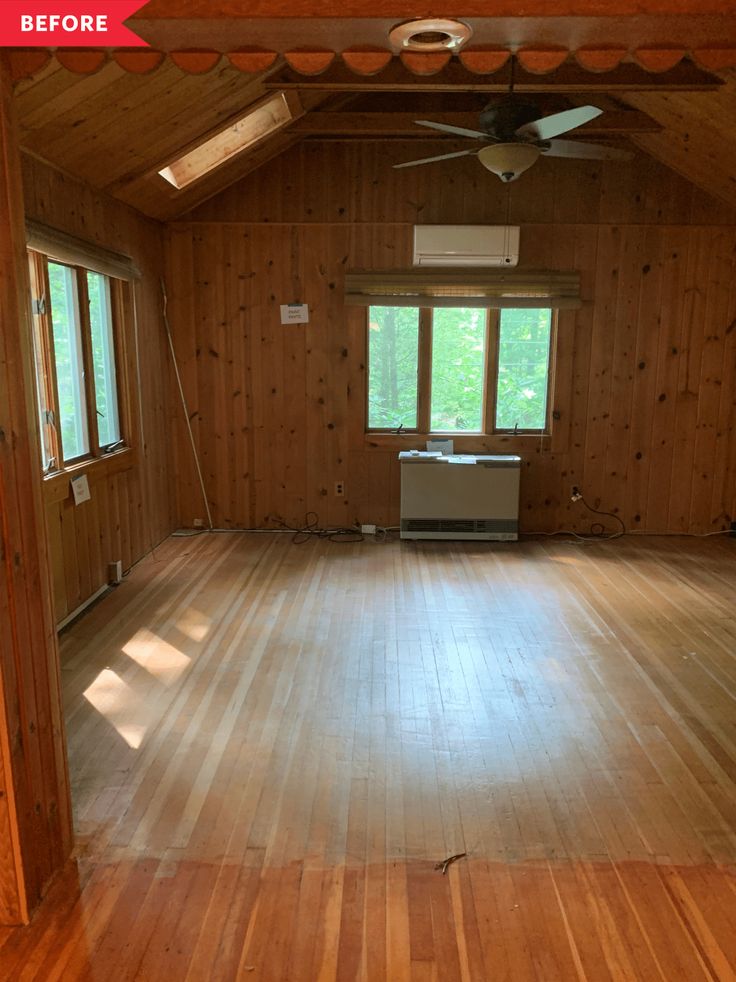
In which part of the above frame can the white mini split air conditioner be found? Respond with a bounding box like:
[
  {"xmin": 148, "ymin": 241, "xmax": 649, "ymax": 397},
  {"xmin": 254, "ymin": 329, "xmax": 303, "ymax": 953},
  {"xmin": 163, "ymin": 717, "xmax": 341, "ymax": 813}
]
[
  {"xmin": 413, "ymin": 225, "xmax": 520, "ymax": 267},
  {"xmin": 399, "ymin": 453, "xmax": 521, "ymax": 541}
]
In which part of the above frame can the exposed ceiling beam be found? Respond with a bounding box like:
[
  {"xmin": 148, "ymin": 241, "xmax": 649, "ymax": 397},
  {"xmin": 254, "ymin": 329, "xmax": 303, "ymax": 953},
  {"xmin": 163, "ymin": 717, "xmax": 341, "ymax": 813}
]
[
  {"xmin": 129, "ymin": 11, "xmax": 736, "ymax": 52},
  {"xmin": 264, "ymin": 60, "xmax": 722, "ymax": 94},
  {"xmin": 291, "ymin": 110, "xmax": 662, "ymax": 137}
]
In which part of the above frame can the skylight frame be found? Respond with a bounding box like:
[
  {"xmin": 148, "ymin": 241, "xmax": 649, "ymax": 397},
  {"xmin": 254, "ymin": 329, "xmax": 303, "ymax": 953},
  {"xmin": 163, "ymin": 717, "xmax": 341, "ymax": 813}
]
[{"xmin": 158, "ymin": 91, "xmax": 294, "ymax": 190}]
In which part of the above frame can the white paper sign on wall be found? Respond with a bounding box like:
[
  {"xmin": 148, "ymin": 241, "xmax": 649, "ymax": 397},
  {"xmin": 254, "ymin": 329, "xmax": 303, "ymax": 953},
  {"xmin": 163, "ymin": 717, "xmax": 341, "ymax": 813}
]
[
  {"xmin": 71, "ymin": 473, "xmax": 91, "ymax": 505},
  {"xmin": 280, "ymin": 303, "xmax": 309, "ymax": 325}
]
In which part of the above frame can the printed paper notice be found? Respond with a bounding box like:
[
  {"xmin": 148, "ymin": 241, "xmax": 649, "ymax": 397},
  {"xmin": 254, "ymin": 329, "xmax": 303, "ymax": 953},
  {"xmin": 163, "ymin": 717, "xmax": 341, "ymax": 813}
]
[
  {"xmin": 71, "ymin": 473, "xmax": 91, "ymax": 505},
  {"xmin": 280, "ymin": 304, "xmax": 309, "ymax": 324}
]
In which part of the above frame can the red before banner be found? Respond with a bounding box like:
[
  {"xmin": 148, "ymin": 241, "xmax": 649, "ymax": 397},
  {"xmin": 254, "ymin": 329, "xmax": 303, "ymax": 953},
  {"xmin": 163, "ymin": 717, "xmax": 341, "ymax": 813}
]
[{"xmin": 0, "ymin": 1, "xmax": 148, "ymax": 46}]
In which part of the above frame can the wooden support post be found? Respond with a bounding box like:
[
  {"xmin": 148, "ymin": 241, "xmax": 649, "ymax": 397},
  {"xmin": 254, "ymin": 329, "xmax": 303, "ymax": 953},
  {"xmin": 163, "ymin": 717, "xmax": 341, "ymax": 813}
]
[{"xmin": 0, "ymin": 56, "xmax": 73, "ymax": 924}]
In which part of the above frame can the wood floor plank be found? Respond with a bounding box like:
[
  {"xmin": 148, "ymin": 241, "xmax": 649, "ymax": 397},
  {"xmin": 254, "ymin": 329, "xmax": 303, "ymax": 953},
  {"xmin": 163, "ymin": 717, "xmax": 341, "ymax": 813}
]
[{"xmin": 3, "ymin": 533, "xmax": 736, "ymax": 980}]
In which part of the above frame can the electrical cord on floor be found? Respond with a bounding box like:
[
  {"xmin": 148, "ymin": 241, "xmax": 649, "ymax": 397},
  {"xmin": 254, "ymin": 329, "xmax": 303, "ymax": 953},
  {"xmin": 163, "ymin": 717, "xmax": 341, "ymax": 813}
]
[
  {"xmin": 578, "ymin": 494, "xmax": 626, "ymax": 539},
  {"xmin": 268, "ymin": 512, "xmax": 365, "ymax": 544},
  {"xmin": 171, "ymin": 519, "xmax": 399, "ymax": 543},
  {"xmin": 525, "ymin": 493, "xmax": 626, "ymax": 543}
]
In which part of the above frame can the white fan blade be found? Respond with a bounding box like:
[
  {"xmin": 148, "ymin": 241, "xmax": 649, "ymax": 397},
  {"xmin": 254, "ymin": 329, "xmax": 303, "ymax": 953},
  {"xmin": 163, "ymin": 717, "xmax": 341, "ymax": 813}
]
[
  {"xmin": 414, "ymin": 119, "xmax": 490, "ymax": 140},
  {"xmin": 541, "ymin": 139, "xmax": 633, "ymax": 161},
  {"xmin": 516, "ymin": 105, "xmax": 602, "ymax": 141},
  {"xmin": 393, "ymin": 149, "xmax": 477, "ymax": 169}
]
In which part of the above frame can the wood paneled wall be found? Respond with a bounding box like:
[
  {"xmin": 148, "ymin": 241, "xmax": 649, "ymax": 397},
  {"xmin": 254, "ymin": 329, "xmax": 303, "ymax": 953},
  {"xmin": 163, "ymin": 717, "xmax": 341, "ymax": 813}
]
[
  {"xmin": 0, "ymin": 60, "xmax": 72, "ymax": 924},
  {"xmin": 167, "ymin": 142, "xmax": 736, "ymax": 534},
  {"xmin": 21, "ymin": 154, "xmax": 175, "ymax": 621}
]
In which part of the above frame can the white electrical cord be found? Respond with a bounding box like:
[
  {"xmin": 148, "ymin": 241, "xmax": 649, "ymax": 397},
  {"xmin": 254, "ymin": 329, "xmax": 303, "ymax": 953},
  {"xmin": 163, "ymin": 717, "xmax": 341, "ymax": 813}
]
[{"xmin": 160, "ymin": 279, "xmax": 214, "ymax": 531}]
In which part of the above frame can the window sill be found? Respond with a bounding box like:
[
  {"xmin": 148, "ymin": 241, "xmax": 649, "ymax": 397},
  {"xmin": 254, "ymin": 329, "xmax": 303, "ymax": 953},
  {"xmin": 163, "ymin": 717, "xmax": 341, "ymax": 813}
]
[
  {"xmin": 43, "ymin": 447, "xmax": 136, "ymax": 504},
  {"xmin": 364, "ymin": 433, "xmax": 548, "ymax": 451}
]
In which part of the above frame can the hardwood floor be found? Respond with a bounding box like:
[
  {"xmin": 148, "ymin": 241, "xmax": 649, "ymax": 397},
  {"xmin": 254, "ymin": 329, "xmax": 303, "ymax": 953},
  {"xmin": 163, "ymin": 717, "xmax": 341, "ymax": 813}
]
[{"xmin": 1, "ymin": 532, "xmax": 736, "ymax": 980}]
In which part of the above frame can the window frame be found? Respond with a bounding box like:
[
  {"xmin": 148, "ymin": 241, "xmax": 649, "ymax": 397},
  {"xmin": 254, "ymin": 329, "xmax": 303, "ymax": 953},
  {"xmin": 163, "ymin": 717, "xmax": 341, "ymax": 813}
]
[
  {"xmin": 365, "ymin": 305, "xmax": 557, "ymax": 437},
  {"xmin": 28, "ymin": 248, "xmax": 130, "ymax": 477}
]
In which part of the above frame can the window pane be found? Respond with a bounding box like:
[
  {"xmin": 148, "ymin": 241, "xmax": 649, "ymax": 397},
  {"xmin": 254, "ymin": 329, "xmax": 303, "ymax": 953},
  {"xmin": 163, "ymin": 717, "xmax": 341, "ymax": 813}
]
[
  {"xmin": 430, "ymin": 307, "xmax": 486, "ymax": 432},
  {"xmin": 367, "ymin": 306, "xmax": 419, "ymax": 429},
  {"xmin": 48, "ymin": 262, "xmax": 89, "ymax": 461},
  {"xmin": 495, "ymin": 308, "xmax": 552, "ymax": 431},
  {"xmin": 87, "ymin": 272, "xmax": 121, "ymax": 447}
]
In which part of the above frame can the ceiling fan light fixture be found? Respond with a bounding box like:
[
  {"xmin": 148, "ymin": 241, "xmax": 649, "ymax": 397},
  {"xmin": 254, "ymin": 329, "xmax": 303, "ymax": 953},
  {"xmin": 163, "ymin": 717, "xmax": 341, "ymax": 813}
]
[
  {"xmin": 477, "ymin": 143, "xmax": 541, "ymax": 182},
  {"xmin": 388, "ymin": 18, "xmax": 473, "ymax": 52}
]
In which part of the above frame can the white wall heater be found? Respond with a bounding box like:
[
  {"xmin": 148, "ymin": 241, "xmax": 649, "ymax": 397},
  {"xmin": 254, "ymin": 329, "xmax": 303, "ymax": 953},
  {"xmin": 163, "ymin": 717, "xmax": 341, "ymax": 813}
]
[{"xmin": 399, "ymin": 453, "xmax": 521, "ymax": 541}]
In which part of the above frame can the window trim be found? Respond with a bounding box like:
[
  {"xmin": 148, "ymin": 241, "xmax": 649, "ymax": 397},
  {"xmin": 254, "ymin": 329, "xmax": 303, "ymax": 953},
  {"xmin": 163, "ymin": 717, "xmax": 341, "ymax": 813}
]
[
  {"xmin": 365, "ymin": 305, "xmax": 556, "ymax": 438},
  {"xmin": 29, "ymin": 247, "xmax": 131, "ymax": 479}
]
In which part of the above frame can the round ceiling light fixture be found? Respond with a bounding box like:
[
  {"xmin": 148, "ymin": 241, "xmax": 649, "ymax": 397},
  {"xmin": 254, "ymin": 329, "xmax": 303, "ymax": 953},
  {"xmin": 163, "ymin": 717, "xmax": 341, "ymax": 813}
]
[
  {"xmin": 388, "ymin": 18, "xmax": 473, "ymax": 52},
  {"xmin": 477, "ymin": 143, "xmax": 541, "ymax": 183}
]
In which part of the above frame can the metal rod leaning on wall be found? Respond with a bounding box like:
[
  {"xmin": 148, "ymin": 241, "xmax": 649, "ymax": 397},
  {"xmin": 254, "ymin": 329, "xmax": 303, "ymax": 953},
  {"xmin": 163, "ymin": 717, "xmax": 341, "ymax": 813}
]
[{"xmin": 160, "ymin": 278, "xmax": 214, "ymax": 531}]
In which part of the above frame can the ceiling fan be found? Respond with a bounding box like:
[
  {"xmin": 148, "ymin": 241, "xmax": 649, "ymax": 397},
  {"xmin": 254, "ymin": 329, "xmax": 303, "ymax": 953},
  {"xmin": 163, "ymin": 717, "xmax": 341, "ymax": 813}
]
[{"xmin": 394, "ymin": 96, "xmax": 633, "ymax": 182}]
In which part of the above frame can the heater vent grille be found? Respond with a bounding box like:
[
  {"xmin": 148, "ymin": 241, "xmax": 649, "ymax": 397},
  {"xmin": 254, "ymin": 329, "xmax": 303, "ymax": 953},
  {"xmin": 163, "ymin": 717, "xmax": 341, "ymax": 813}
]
[{"xmin": 402, "ymin": 518, "xmax": 517, "ymax": 534}]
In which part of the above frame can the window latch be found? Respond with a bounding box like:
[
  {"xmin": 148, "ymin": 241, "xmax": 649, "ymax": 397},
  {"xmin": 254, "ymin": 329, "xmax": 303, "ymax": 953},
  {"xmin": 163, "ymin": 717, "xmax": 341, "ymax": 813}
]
[
  {"xmin": 33, "ymin": 297, "xmax": 46, "ymax": 315},
  {"xmin": 44, "ymin": 408, "xmax": 56, "ymax": 427}
]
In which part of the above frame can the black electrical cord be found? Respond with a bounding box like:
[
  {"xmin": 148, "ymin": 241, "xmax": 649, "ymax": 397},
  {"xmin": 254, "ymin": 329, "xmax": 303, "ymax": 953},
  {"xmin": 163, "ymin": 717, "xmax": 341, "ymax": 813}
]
[
  {"xmin": 269, "ymin": 512, "xmax": 365, "ymax": 545},
  {"xmin": 578, "ymin": 495, "xmax": 626, "ymax": 539}
]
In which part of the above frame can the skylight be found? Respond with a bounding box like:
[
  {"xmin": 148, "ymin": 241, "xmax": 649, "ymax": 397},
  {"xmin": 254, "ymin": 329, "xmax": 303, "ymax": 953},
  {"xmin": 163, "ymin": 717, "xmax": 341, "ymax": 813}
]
[{"xmin": 158, "ymin": 91, "xmax": 293, "ymax": 190}]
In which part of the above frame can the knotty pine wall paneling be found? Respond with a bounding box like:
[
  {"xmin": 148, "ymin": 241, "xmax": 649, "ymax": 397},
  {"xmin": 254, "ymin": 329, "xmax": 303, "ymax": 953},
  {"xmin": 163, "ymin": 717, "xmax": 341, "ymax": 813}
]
[
  {"xmin": 166, "ymin": 142, "xmax": 736, "ymax": 534},
  {"xmin": 0, "ymin": 58, "xmax": 72, "ymax": 923},
  {"xmin": 21, "ymin": 154, "xmax": 175, "ymax": 621}
]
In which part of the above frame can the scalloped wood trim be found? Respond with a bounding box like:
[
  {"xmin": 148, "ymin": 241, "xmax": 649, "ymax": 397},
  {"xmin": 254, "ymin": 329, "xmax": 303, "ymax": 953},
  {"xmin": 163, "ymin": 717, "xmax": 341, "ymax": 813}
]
[
  {"xmin": 111, "ymin": 51, "xmax": 165, "ymax": 75},
  {"xmin": 399, "ymin": 52, "xmax": 452, "ymax": 76},
  {"xmin": 227, "ymin": 50, "xmax": 279, "ymax": 73},
  {"xmin": 574, "ymin": 48, "xmax": 627, "ymax": 72},
  {"xmin": 54, "ymin": 51, "xmax": 107, "ymax": 74},
  {"xmin": 169, "ymin": 51, "xmax": 222, "ymax": 74},
  {"xmin": 691, "ymin": 48, "xmax": 736, "ymax": 70},
  {"xmin": 458, "ymin": 49, "xmax": 511, "ymax": 74},
  {"xmin": 517, "ymin": 49, "xmax": 569, "ymax": 74},
  {"xmin": 8, "ymin": 51, "xmax": 51, "ymax": 82},
  {"xmin": 284, "ymin": 51, "xmax": 335, "ymax": 75},
  {"xmin": 633, "ymin": 48, "xmax": 686, "ymax": 72},
  {"xmin": 341, "ymin": 50, "xmax": 393, "ymax": 75}
]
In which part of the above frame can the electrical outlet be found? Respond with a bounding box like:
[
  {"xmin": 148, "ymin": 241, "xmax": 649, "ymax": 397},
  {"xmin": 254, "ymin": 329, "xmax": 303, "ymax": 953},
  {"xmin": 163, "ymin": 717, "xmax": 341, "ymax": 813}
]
[
  {"xmin": 334, "ymin": 481, "xmax": 345, "ymax": 497},
  {"xmin": 361, "ymin": 524, "xmax": 376, "ymax": 535},
  {"xmin": 193, "ymin": 518, "xmax": 205, "ymax": 528}
]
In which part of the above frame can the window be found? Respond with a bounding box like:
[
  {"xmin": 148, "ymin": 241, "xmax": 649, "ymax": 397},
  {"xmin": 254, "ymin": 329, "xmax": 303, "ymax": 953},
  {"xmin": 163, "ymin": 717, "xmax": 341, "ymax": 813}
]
[
  {"xmin": 29, "ymin": 250, "xmax": 125, "ymax": 471},
  {"xmin": 367, "ymin": 305, "xmax": 554, "ymax": 434}
]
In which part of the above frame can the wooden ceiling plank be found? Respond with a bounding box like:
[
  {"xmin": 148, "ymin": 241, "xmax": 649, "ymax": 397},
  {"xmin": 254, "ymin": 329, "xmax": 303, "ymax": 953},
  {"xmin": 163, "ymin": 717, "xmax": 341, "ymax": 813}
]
[
  {"xmin": 12, "ymin": 59, "xmax": 64, "ymax": 99},
  {"xmin": 15, "ymin": 62, "xmax": 130, "ymax": 132},
  {"xmin": 18, "ymin": 63, "xmax": 202, "ymax": 163},
  {"xmin": 102, "ymin": 77, "xmax": 273, "ymax": 192},
  {"xmin": 60, "ymin": 78, "xmax": 262, "ymax": 191},
  {"xmin": 23, "ymin": 65, "xmax": 269, "ymax": 189},
  {"xmin": 632, "ymin": 131, "xmax": 736, "ymax": 210}
]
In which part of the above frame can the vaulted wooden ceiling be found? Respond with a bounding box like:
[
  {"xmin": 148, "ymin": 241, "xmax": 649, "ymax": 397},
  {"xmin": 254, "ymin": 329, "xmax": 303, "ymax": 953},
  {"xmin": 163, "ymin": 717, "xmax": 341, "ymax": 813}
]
[{"xmin": 11, "ymin": 2, "xmax": 736, "ymax": 221}]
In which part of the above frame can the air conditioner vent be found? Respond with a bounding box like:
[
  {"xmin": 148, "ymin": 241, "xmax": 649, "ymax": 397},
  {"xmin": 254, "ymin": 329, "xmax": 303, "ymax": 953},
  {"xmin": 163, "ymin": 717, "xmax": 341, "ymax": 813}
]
[{"xmin": 413, "ymin": 225, "xmax": 520, "ymax": 267}]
